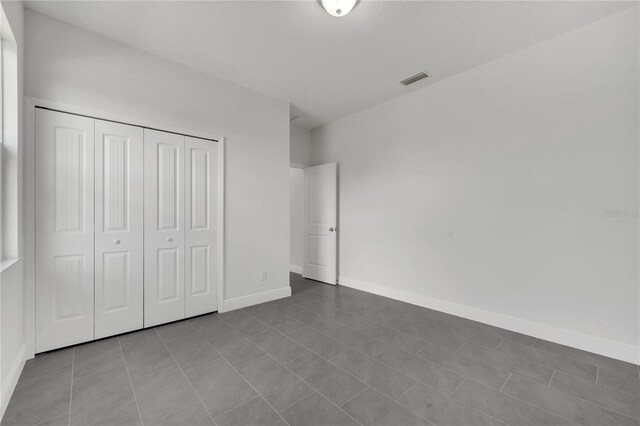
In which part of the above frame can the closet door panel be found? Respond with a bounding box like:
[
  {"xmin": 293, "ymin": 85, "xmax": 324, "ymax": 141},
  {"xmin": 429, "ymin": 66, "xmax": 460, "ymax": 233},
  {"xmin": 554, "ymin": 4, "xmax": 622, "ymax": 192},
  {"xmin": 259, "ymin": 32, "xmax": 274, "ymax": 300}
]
[
  {"xmin": 94, "ymin": 120, "xmax": 144, "ymax": 338},
  {"xmin": 185, "ymin": 137, "xmax": 218, "ymax": 316},
  {"xmin": 144, "ymin": 129, "xmax": 185, "ymax": 326},
  {"xmin": 35, "ymin": 109, "xmax": 95, "ymax": 352}
]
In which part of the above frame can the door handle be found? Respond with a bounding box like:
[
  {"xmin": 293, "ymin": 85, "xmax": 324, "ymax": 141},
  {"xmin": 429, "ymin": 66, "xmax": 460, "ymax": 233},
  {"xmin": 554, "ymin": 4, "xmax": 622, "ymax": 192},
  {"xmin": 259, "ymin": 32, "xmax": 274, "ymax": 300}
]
[
  {"xmin": 165, "ymin": 237, "xmax": 173, "ymax": 242},
  {"xmin": 329, "ymin": 227, "xmax": 335, "ymax": 232},
  {"xmin": 113, "ymin": 239, "xmax": 120, "ymax": 244}
]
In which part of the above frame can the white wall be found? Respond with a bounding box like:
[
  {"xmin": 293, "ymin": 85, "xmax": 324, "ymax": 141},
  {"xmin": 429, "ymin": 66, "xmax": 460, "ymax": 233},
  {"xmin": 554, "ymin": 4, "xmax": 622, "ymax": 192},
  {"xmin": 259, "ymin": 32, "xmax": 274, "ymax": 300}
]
[
  {"xmin": 25, "ymin": 11, "xmax": 290, "ymax": 305},
  {"xmin": 289, "ymin": 168, "xmax": 304, "ymax": 272},
  {"xmin": 290, "ymin": 125, "xmax": 311, "ymax": 166},
  {"xmin": 0, "ymin": 0, "xmax": 25, "ymax": 419},
  {"xmin": 311, "ymin": 8, "xmax": 639, "ymax": 363}
]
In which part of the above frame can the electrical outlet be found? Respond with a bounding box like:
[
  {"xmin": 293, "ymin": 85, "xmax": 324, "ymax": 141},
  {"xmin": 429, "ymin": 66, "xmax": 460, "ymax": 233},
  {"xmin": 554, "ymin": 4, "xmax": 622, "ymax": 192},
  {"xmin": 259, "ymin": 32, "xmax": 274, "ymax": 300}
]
[{"xmin": 259, "ymin": 271, "xmax": 267, "ymax": 281}]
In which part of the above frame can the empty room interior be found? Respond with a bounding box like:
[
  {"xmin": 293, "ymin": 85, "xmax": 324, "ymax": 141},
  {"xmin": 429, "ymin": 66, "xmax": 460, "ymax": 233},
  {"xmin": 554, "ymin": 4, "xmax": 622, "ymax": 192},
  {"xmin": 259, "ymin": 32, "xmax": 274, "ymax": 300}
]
[{"xmin": 0, "ymin": 0, "xmax": 639, "ymax": 425}]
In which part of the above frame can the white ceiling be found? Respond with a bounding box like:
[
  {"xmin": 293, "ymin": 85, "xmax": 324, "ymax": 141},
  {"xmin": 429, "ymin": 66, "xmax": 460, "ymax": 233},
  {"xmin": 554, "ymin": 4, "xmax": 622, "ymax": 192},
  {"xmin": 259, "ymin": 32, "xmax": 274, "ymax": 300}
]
[{"xmin": 25, "ymin": 1, "xmax": 633, "ymax": 129}]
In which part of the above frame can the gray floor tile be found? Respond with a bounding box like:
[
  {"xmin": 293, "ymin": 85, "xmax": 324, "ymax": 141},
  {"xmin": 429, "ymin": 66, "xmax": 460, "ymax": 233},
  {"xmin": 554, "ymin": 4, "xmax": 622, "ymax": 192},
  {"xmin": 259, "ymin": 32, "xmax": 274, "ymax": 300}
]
[
  {"xmin": 212, "ymin": 332, "xmax": 267, "ymax": 367},
  {"xmin": 156, "ymin": 320, "xmax": 197, "ymax": 343},
  {"xmin": 184, "ymin": 357, "xmax": 257, "ymax": 418},
  {"xmin": 73, "ymin": 338, "xmax": 124, "ymax": 379},
  {"xmin": 222, "ymin": 314, "xmax": 273, "ymax": 336},
  {"xmin": 286, "ymin": 352, "xmax": 367, "ymax": 406},
  {"xmin": 428, "ymin": 321, "xmax": 503, "ymax": 349},
  {"xmin": 397, "ymin": 382, "xmax": 504, "ymax": 426},
  {"xmin": 236, "ymin": 355, "xmax": 313, "ymax": 411},
  {"xmin": 189, "ymin": 315, "xmax": 237, "ymax": 343},
  {"xmin": 150, "ymin": 402, "xmax": 214, "ymax": 426},
  {"xmin": 320, "ymin": 307, "xmax": 371, "ymax": 330},
  {"xmin": 164, "ymin": 330, "xmax": 220, "ymax": 371},
  {"xmin": 341, "ymin": 387, "xmax": 429, "ymax": 426},
  {"xmin": 446, "ymin": 317, "xmax": 536, "ymax": 347},
  {"xmin": 214, "ymin": 397, "xmax": 286, "ymax": 426},
  {"xmin": 324, "ymin": 325, "xmax": 390, "ymax": 357},
  {"xmin": 331, "ymin": 349, "xmax": 415, "ymax": 399},
  {"xmin": 2, "ymin": 370, "xmax": 71, "ymax": 426},
  {"xmin": 417, "ymin": 344, "xmax": 510, "ymax": 390},
  {"xmin": 375, "ymin": 348, "xmax": 463, "ymax": 395},
  {"xmin": 248, "ymin": 329, "xmax": 310, "ymax": 364},
  {"xmin": 456, "ymin": 342, "xmax": 554, "ymax": 386},
  {"xmin": 253, "ymin": 310, "xmax": 306, "ymax": 334},
  {"xmin": 286, "ymin": 308, "xmax": 343, "ymax": 332},
  {"xmin": 35, "ymin": 414, "xmax": 69, "ymax": 426},
  {"xmin": 397, "ymin": 321, "xmax": 467, "ymax": 351},
  {"xmin": 70, "ymin": 366, "xmax": 140, "ymax": 426},
  {"xmin": 119, "ymin": 330, "xmax": 174, "ymax": 375},
  {"xmin": 287, "ymin": 326, "xmax": 350, "ymax": 360},
  {"xmin": 274, "ymin": 302, "xmax": 303, "ymax": 316},
  {"xmin": 357, "ymin": 323, "xmax": 428, "ymax": 354},
  {"xmin": 498, "ymin": 339, "xmax": 597, "ymax": 381},
  {"xmin": 598, "ymin": 367, "xmax": 640, "ymax": 397},
  {"xmin": 452, "ymin": 379, "xmax": 573, "ymax": 425},
  {"xmin": 130, "ymin": 363, "xmax": 199, "ymax": 424},
  {"xmin": 18, "ymin": 348, "xmax": 73, "ymax": 383},
  {"xmin": 503, "ymin": 374, "xmax": 638, "ymax": 426},
  {"xmin": 281, "ymin": 392, "xmax": 359, "ymax": 426},
  {"xmin": 551, "ymin": 370, "xmax": 640, "ymax": 420},
  {"xmin": 534, "ymin": 339, "xmax": 639, "ymax": 378}
]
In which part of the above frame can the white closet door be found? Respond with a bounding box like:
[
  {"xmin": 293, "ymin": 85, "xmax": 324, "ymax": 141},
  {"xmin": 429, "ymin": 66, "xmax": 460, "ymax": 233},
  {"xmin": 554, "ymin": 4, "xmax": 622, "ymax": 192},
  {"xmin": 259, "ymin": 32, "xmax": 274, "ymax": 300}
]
[
  {"xmin": 144, "ymin": 129, "xmax": 185, "ymax": 326},
  {"xmin": 35, "ymin": 109, "xmax": 95, "ymax": 352},
  {"xmin": 94, "ymin": 120, "xmax": 144, "ymax": 338},
  {"xmin": 185, "ymin": 137, "xmax": 218, "ymax": 316}
]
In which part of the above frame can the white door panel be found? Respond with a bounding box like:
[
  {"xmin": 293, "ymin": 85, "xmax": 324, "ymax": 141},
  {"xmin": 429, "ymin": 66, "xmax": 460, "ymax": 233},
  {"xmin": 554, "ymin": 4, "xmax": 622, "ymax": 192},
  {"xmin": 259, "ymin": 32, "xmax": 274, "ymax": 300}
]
[
  {"xmin": 304, "ymin": 163, "xmax": 337, "ymax": 284},
  {"xmin": 185, "ymin": 136, "xmax": 218, "ymax": 316},
  {"xmin": 144, "ymin": 129, "xmax": 185, "ymax": 326},
  {"xmin": 35, "ymin": 109, "xmax": 95, "ymax": 352},
  {"xmin": 94, "ymin": 120, "xmax": 144, "ymax": 338}
]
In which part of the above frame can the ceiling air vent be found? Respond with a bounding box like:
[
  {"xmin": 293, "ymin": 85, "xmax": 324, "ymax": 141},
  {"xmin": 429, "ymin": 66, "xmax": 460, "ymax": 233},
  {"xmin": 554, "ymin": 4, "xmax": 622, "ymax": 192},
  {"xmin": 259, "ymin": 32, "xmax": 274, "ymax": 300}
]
[{"xmin": 400, "ymin": 72, "xmax": 429, "ymax": 86}]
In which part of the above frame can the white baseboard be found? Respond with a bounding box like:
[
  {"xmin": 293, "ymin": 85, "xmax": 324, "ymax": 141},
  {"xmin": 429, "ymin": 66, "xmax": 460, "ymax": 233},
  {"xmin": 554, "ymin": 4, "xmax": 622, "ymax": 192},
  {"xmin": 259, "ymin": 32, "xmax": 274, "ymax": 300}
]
[
  {"xmin": 222, "ymin": 286, "xmax": 292, "ymax": 312},
  {"xmin": 1, "ymin": 344, "xmax": 26, "ymax": 420},
  {"xmin": 289, "ymin": 265, "xmax": 302, "ymax": 274},
  {"xmin": 339, "ymin": 276, "xmax": 640, "ymax": 364}
]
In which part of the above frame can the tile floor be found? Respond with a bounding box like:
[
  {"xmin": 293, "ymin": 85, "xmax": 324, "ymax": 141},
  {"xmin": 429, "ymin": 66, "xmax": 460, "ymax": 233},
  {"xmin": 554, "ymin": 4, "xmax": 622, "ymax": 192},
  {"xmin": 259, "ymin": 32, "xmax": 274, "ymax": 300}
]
[{"xmin": 3, "ymin": 273, "xmax": 639, "ymax": 425}]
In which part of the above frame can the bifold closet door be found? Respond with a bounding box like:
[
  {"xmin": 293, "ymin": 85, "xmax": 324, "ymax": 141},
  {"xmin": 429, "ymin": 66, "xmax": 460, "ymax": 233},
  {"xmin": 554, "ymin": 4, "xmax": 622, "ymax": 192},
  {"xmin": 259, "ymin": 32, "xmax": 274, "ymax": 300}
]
[
  {"xmin": 185, "ymin": 136, "xmax": 218, "ymax": 316},
  {"xmin": 144, "ymin": 129, "xmax": 186, "ymax": 326},
  {"xmin": 94, "ymin": 120, "xmax": 144, "ymax": 338},
  {"xmin": 35, "ymin": 109, "xmax": 95, "ymax": 353}
]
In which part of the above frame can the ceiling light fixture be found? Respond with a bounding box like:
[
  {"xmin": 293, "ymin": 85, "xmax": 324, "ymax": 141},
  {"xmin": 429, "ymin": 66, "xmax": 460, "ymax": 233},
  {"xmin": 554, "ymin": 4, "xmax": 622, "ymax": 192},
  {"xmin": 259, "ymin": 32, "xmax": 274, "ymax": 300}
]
[{"xmin": 319, "ymin": 0, "xmax": 358, "ymax": 17}]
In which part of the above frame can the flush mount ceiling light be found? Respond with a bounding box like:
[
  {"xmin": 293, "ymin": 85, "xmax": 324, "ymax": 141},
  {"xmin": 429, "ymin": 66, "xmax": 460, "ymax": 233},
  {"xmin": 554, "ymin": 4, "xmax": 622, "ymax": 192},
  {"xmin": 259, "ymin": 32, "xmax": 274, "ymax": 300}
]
[{"xmin": 319, "ymin": 0, "xmax": 359, "ymax": 17}]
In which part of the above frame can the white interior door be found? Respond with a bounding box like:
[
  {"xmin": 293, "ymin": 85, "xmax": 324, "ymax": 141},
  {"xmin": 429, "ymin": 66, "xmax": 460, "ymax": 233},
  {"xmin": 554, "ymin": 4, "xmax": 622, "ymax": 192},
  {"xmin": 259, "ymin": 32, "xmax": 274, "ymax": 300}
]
[
  {"xmin": 94, "ymin": 120, "xmax": 144, "ymax": 338},
  {"xmin": 144, "ymin": 129, "xmax": 185, "ymax": 326},
  {"xmin": 303, "ymin": 163, "xmax": 338, "ymax": 285},
  {"xmin": 35, "ymin": 109, "xmax": 95, "ymax": 352},
  {"xmin": 184, "ymin": 136, "xmax": 218, "ymax": 316}
]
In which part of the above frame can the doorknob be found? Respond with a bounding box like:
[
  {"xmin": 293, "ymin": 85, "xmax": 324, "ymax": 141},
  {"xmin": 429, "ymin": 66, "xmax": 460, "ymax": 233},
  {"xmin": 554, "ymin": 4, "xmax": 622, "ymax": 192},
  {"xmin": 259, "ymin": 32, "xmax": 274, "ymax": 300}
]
[
  {"xmin": 113, "ymin": 239, "xmax": 120, "ymax": 244},
  {"xmin": 329, "ymin": 227, "xmax": 335, "ymax": 232},
  {"xmin": 165, "ymin": 237, "xmax": 173, "ymax": 242}
]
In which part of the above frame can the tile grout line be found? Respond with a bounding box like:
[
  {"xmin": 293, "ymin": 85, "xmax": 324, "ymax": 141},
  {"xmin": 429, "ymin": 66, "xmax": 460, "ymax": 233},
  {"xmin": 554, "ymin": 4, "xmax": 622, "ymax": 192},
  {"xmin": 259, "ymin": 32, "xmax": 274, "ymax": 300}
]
[
  {"xmin": 499, "ymin": 373, "xmax": 512, "ymax": 392},
  {"xmin": 547, "ymin": 369, "xmax": 556, "ymax": 387},
  {"xmin": 448, "ymin": 377, "xmax": 466, "ymax": 397},
  {"xmin": 393, "ymin": 382, "xmax": 417, "ymax": 402},
  {"xmin": 219, "ymin": 316, "xmax": 364, "ymax": 426},
  {"xmin": 154, "ymin": 328, "xmax": 219, "ymax": 426},
  {"xmin": 117, "ymin": 336, "xmax": 145, "ymax": 426},
  {"xmin": 67, "ymin": 347, "xmax": 75, "ymax": 426},
  {"xmin": 192, "ymin": 322, "xmax": 291, "ymax": 426},
  {"xmin": 337, "ymin": 385, "xmax": 370, "ymax": 409}
]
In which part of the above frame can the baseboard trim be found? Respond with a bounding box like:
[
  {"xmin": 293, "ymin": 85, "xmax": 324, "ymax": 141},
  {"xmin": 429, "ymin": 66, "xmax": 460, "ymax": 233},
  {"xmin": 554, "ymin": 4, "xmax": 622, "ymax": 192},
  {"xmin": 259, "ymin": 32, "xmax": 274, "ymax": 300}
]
[
  {"xmin": 1, "ymin": 344, "xmax": 26, "ymax": 420},
  {"xmin": 222, "ymin": 286, "xmax": 292, "ymax": 312},
  {"xmin": 339, "ymin": 276, "xmax": 639, "ymax": 364},
  {"xmin": 289, "ymin": 265, "xmax": 302, "ymax": 274}
]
